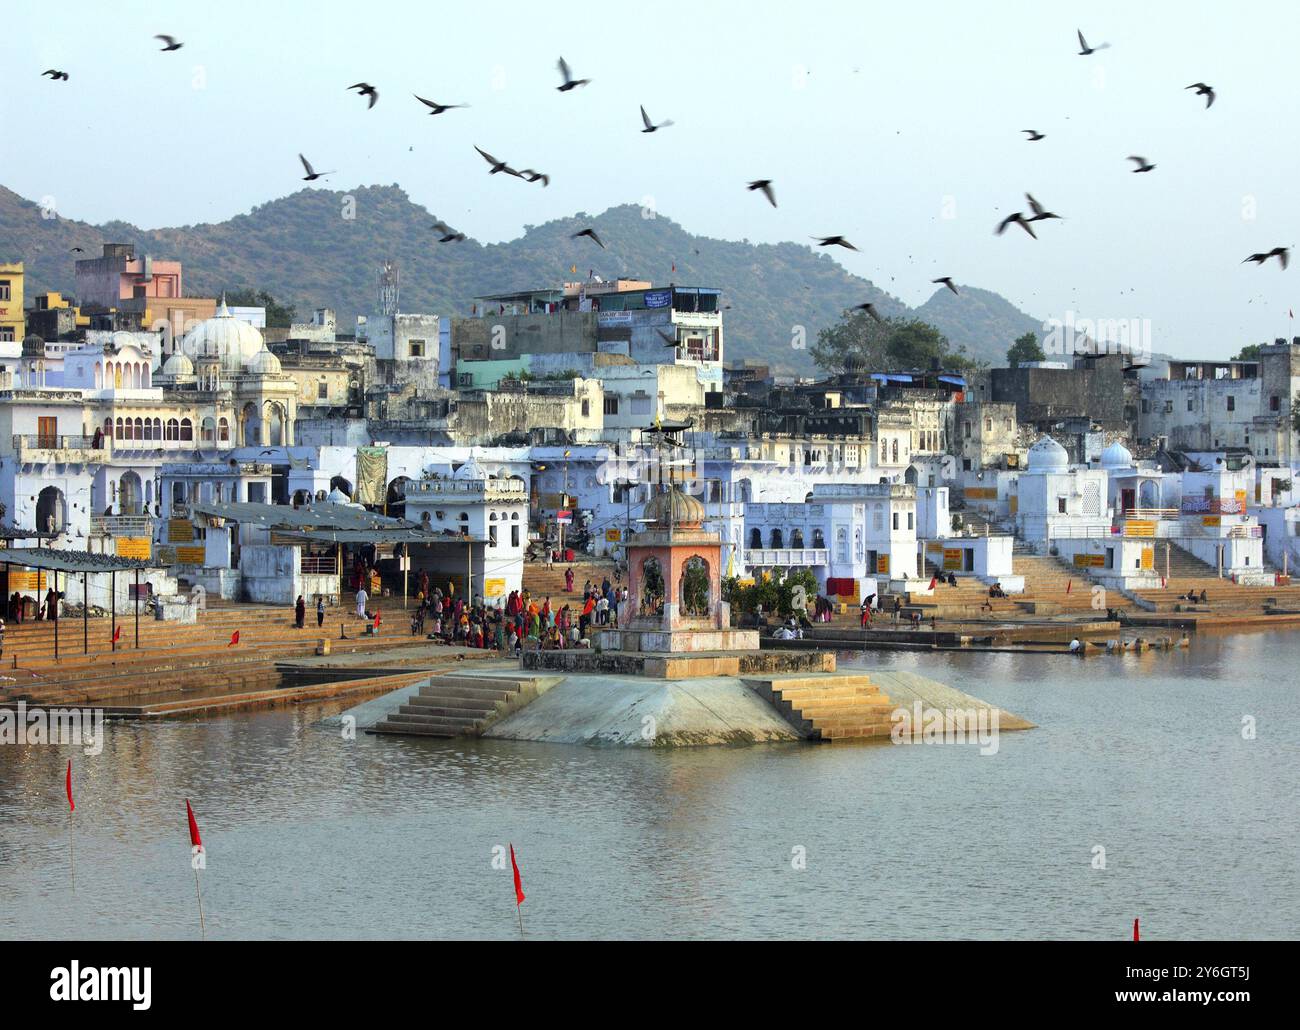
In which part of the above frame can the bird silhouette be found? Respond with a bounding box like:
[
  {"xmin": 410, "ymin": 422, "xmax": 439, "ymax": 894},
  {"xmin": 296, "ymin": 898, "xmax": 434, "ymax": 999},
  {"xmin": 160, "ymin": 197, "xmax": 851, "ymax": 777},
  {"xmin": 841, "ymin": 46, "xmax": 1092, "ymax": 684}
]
[
  {"xmin": 42, "ymin": 69, "xmax": 69, "ymax": 81},
  {"xmin": 517, "ymin": 169, "xmax": 550, "ymax": 186},
  {"xmin": 154, "ymin": 34, "xmax": 183, "ymax": 51},
  {"xmin": 348, "ymin": 82, "xmax": 379, "ymax": 108},
  {"xmin": 414, "ymin": 95, "xmax": 467, "ymax": 115},
  {"xmin": 1076, "ymin": 29, "xmax": 1110, "ymax": 55},
  {"xmin": 932, "ymin": 277, "xmax": 959, "ymax": 295},
  {"xmin": 995, "ymin": 213, "xmax": 1038, "ymax": 239},
  {"xmin": 572, "ymin": 228, "xmax": 605, "ymax": 249},
  {"xmin": 474, "ymin": 146, "xmax": 521, "ymax": 176},
  {"xmin": 1186, "ymin": 82, "xmax": 1215, "ymax": 108},
  {"xmin": 1243, "ymin": 247, "xmax": 1289, "ymax": 270},
  {"xmin": 556, "ymin": 57, "xmax": 591, "ymax": 91},
  {"xmin": 430, "ymin": 220, "xmax": 466, "ymax": 242},
  {"xmin": 298, "ymin": 154, "xmax": 333, "ymax": 181},
  {"xmin": 70, "ymin": 246, "xmax": 84, "ymax": 253},
  {"xmin": 1127, "ymin": 155, "xmax": 1156, "ymax": 173},
  {"xmin": 853, "ymin": 303, "xmax": 884, "ymax": 323},
  {"xmin": 640, "ymin": 105, "xmax": 673, "ymax": 132},
  {"xmin": 747, "ymin": 180, "xmax": 777, "ymax": 207},
  {"xmin": 1025, "ymin": 193, "xmax": 1062, "ymax": 222},
  {"xmin": 1023, "ymin": 129, "xmax": 1045, "ymax": 141},
  {"xmin": 813, "ymin": 236, "xmax": 858, "ymax": 251}
]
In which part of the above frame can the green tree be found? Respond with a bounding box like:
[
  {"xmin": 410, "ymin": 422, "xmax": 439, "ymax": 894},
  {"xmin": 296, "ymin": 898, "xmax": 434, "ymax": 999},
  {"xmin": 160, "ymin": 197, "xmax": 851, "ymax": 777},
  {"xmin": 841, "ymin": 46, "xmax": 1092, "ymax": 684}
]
[
  {"xmin": 1234, "ymin": 343, "xmax": 1262, "ymax": 361},
  {"xmin": 1006, "ymin": 331, "xmax": 1046, "ymax": 367},
  {"xmin": 811, "ymin": 311, "xmax": 975, "ymax": 374},
  {"xmin": 225, "ymin": 288, "xmax": 297, "ymax": 328}
]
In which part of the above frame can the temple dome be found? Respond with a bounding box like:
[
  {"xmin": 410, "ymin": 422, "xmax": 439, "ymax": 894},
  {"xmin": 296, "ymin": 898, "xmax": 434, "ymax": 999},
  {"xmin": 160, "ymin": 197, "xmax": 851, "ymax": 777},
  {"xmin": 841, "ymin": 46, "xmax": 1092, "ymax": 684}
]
[
  {"xmin": 1027, "ymin": 435, "xmax": 1069, "ymax": 472},
  {"xmin": 453, "ymin": 456, "xmax": 487, "ymax": 481},
  {"xmin": 247, "ymin": 346, "xmax": 282, "ymax": 375},
  {"xmin": 179, "ymin": 297, "xmax": 266, "ymax": 372},
  {"xmin": 161, "ymin": 351, "xmax": 194, "ymax": 377},
  {"xmin": 326, "ymin": 486, "xmax": 353, "ymax": 504},
  {"xmin": 1100, "ymin": 440, "xmax": 1134, "ymax": 469},
  {"xmin": 642, "ymin": 487, "xmax": 705, "ymax": 529}
]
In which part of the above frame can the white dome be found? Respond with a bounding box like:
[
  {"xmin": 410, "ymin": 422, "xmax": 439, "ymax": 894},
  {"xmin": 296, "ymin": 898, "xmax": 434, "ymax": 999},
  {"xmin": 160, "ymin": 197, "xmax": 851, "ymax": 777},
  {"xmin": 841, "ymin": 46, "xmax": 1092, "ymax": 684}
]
[
  {"xmin": 1027, "ymin": 435, "xmax": 1069, "ymax": 472},
  {"xmin": 1100, "ymin": 440, "xmax": 1133, "ymax": 469},
  {"xmin": 452, "ymin": 456, "xmax": 487, "ymax": 481},
  {"xmin": 326, "ymin": 486, "xmax": 353, "ymax": 504},
  {"xmin": 247, "ymin": 346, "xmax": 282, "ymax": 375},
  {"xmin": 180, "ymin": 298, "xmax": 266, "ymax": 372},
  {"xmin": 162, "ymin": 351, "xmax": 195, "ymax": 377},
  {"xmin": 109, "ymin": 331, "xmax": 143, "ymax": 352}
]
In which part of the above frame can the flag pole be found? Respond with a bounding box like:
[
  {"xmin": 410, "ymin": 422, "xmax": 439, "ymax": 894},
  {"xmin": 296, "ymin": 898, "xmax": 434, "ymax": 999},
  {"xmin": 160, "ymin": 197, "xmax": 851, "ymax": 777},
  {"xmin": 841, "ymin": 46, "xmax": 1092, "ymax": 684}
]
[
  {"xmin": 194, "ymin": 865, "xmax": 206, "ymax": 940},
  {"xmin": 516, "ymin": 901, "xmax": 524, "ymax": 937},
  {"xmin": 66, "ymin": 759, "xmax": 75, "ymax": 892}
]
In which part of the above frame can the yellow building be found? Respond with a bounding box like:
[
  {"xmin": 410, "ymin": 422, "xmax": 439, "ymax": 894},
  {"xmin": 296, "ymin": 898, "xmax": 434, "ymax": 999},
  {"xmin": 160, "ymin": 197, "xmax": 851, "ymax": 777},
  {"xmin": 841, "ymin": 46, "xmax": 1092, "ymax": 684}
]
[{"xmin": 0, "ymin": 262, "xmax": 24, "ymax": 345}]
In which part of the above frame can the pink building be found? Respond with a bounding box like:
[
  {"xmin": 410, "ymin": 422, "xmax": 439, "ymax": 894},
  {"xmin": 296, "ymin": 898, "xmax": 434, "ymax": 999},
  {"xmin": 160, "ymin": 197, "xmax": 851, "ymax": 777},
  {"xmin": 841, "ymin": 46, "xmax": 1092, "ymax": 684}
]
[{"xmin": 75, "ymin": 243, "xmax": 183, "ymax": 310}]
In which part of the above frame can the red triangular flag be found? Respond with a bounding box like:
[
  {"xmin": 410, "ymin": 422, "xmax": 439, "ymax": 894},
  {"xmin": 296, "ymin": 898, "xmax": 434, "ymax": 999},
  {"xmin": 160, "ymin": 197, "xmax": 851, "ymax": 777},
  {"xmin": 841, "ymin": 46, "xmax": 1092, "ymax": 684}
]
[
  {"xmin": 112, "ymin": 625, "xmax": 121, "ymax": 643},
  {"xmin": 66, "ymin": 759, "xmax": 74, "ymax": 812},
  {"xmin": 928, "ymin": 575, "xmax": 937, "ymax": 591},
  {"xmin": 186, "ymin": 799, "xmax": 202, "ymax": 849},
  {"xmin": 509, "ymin": 843, "xmax": 525, "ymax": 906},
  {"xmin": 374, "ymin": 612, "xmax": 381, "ymax": 628},
  {"xmin": 1132, "ymin": 917, "xmax": 1140, "ymax": 941},
  {"xmin": 228, "ymin": 630, "xmax": 239, "ymax": 647}
]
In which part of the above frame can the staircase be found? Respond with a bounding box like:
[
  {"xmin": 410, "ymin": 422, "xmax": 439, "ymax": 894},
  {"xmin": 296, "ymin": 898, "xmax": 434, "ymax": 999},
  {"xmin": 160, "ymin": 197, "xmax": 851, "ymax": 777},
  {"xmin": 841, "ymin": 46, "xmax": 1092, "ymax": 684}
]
[
  {"xmin": 745, "ymin": 673, "xmax": 896, "ymax": 741},
  {"xmin": 520, "ymin": 560, "xmax": 620, "ymax": 604},
  {"xmin": 370, "ymin": 673, "xmax": 544, "ymax": 738}
]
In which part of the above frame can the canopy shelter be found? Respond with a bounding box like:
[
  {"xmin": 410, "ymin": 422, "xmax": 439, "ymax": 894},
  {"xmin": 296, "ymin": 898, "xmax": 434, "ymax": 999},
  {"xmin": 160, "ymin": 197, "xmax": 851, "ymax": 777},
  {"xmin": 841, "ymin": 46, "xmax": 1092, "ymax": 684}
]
[
  {"xmin": 190, "ymin": 501, "xmax": 423, "ymax": 534},
  {"xmin": 0, "ymin": 548, "xmax": 155, "ymax": 658}
]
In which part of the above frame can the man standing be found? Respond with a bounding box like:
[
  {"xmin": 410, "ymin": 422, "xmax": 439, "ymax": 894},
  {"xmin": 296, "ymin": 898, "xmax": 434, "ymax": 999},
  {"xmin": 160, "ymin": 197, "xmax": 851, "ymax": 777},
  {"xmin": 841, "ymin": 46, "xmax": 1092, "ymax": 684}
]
[{"xmin": 356, "ymin": 585, "xmax": 369, "ymax": 619}]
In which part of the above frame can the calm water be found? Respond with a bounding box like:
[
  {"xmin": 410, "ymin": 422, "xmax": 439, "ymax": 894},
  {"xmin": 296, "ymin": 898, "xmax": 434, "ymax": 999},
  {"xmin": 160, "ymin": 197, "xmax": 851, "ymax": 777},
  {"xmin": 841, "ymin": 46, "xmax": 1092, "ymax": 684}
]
[{"xmin": 1, "ymin": 629, "xmax": 1297, "ymax": 940}]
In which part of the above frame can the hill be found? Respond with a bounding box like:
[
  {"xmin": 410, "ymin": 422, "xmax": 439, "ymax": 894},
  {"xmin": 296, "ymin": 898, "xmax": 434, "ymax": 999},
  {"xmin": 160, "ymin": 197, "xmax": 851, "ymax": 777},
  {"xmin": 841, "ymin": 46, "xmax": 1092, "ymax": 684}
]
[{"xmin": 0, "ymin": 184, "xmax": 1043, "ymax": 374}]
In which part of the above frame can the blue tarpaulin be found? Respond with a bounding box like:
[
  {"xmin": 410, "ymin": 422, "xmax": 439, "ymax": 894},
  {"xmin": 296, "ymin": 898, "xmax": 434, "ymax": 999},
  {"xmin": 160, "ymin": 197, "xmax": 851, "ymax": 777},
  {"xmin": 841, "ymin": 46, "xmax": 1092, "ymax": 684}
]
[{"xmin": 937, "ymin": 374, "xmax": 967, "ymax": 387}]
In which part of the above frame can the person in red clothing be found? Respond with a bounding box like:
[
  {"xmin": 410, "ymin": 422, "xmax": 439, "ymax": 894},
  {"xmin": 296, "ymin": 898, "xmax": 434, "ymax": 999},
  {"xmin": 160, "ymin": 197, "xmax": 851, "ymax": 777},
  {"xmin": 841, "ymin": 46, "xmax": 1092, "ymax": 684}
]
[
  {"xmin": 564, "ymin": 567, "xmax": 575, "ymax": 593},
  {"xmin": 579, "ymin": 594, "xmax": 595, "ymax": 634}
]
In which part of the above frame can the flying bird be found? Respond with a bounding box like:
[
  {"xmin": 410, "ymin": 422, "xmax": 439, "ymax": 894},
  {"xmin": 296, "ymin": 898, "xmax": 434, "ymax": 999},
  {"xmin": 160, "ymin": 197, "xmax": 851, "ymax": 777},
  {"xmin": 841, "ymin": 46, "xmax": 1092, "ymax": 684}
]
[
  {"xmin": 474, "ymin": 146, "xmax": 520, "ymax": 176},
  {"xmin": 1185, "ymin": 82, "xmax": 1215, "ymax": 108},
  {"xmin": 414, "ymin": 95, "xmax": 467, "ymax": 115},
  {"xmin": 348, "ymin": 82, "xmax": 379, "ymax": 108},
  {"xmin": 1076, "ymin": 29, "xmax": 1110, "ymax": 55},
  {"xmin": 1127, "ymin": 155, "xmax": 1156, "ymax": 173},
  {"xmin": 813, "ymin": 236, "xmax": 858, "ymax": 251},
  {"xmin": 154, "ymin": 34, "xmax": 183, "ymax": 51},
  {"xmin": 430, "ymin": 220, "xmax": 466, "ymax": 242},
  {"xmin": 517, "ymin": 169, "xmax": 550, "ymax": 186},
  {"xmin": 1243, "ymin": 247, "xmax": 1289, "ymax": 270},
  {"xmin": 853, "ymin": 303, "xmax": 884, "ymax": 323},
  {"xmin": 298, "ymin": 154, "xmax": 333, "ymax": 181},
  {"xmin": 639, "ymin": 105, "xmax": 673, "ymax": 132},
  {"xmin": 42, "ymin": 69, "xmax": 69, "ymax": 81},
  {"xmin": 1022, "ymin": 129, "xmax": 1045, "ymax": 141},
  {"xmin": 572, "ymin": 228, "xmax": 605, "ymax": 249},
  {"xmin": 70, "ymin": 246, "xmax": 84, "ymax": 253},
  {"xmin": 556, "ymin": 57, "xmax": 591, "ymax": 91},
  {"xmin": 932, "ymin": 277, "xmax": 959, "ymax": 296},
  {"xmin": 747, "ymin": 179, "xmax": 776, "ymax": 207},
  {"xmin": 1025, "ymin": 193, "xmax": 1062, "ymax": 222},
  {"xmin": 995, "ymin": 212, "xmax": 1038, "ymax": 239}
]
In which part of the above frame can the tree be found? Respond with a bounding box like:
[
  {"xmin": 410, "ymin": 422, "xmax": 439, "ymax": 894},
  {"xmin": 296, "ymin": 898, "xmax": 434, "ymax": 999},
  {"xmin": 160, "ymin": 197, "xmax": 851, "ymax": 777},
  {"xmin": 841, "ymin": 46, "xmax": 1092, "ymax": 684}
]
[
  {"xmin": 225, "ymin": 288, "xmax": 297, "ymax": 328},
  {"xmin": 1006, "ymin": 331, "xmax": 1045, "ymax": 367},
  {"xmin": 811, "ymin": 311, "xmax": 975, "ymax": 374},
  {"xmin": 1234, "ymin": 343, "xmax": 1262, "ymax": 361}
]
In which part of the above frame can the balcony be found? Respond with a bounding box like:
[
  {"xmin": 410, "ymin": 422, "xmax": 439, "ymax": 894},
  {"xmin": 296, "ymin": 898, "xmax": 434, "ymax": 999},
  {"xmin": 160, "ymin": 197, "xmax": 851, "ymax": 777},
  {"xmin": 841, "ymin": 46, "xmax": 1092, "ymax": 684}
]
[
  {"xmin": 744, "ymin": 548, "xmax": 829, "ymax": 567},
  {"xmin": 12, "ymin": 434, "xmax": 112, "ymax": 463},
  {"xmin": 90, "ymin": 514, "xmax": 155, "ymax": 537}
]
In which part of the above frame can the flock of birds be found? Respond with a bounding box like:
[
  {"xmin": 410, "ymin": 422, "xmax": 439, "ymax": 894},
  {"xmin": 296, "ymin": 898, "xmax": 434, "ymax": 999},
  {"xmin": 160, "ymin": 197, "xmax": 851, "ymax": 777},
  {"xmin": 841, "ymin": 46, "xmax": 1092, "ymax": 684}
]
[{"xmin": 38, "ymin": 27, "xmax": 1292, "ymax": 301}]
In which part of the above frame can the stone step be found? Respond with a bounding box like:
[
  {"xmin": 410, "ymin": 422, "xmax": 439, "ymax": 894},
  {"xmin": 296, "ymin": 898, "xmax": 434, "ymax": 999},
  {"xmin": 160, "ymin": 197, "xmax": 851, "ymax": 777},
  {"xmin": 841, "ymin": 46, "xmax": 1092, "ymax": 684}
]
[
  {"xmin": 370, "ymin": 719, "xmax": 459, "ymax": 738},
  {"xmin": 400, "ymin": 701, "xmax": 497, "ymax": 718},
  {"xmin": 763, "ymin": 674, "xmax": 876, "ymax": 692},
  {"xmin": 415, "ymin": 684, "xmax": 515, "ymax": 703},
  {"xmin": 791, "ymin": 700, "xmax": 897, "ymax": 719},
  {"xmin": 382, "ymin": 711, "xmax": 482, "ymax": 729}
]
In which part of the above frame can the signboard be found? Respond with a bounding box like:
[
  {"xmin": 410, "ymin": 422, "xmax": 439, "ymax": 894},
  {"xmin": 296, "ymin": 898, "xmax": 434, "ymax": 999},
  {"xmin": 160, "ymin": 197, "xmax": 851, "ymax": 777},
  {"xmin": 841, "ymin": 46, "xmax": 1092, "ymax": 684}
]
[
  {"xmin": 1125, "ymin": 520, "xmax": 1156, "ymax": 538},
  {"xmin": 942, "ymin": 548, "xmax": 963, "ymax": 571},
  {"xmin": 556, "ymin": 510, "xmax": 573, "ymax": 525},
  {"xmin": 169, "ymin": 519, "xmax": 194, "ymax": 542},
  {"xmin": 926, "ymin": 541, "xmax": 944, "ymax": 553},
  {"xmin": 965, "ymin": 487, "xmax": 998, "ymax": 500},
  {"xmin": 1073, "ymin": 553, "xmax": 1105, "ymax": 567},
  {"xmin": 116, "ymin": 537, "xmax": 152, "ymax": 561},
  {"xmin": 483, "ymin": 578, "xmax": 506, "ymax": 598},
  {"xmin": 1202, "ymin": 515, "xmax": 1221, "ymax": 527},
  {"xmin": 9, "ymin": 571, "xmax": 47, "ymax": 592},
  {"xmin": 643, "ymin": 290, "xmax": 671, "ymax": 308},
  {"xmin": 876, "ymin": 555, "xmax": 890, "ymax": 574},
  {"xmin": 1140, "ymin": 547, "xmax": 1154, "ymax": 570},
  {"xmin": 175, "ymin": 546, "xmax": 206, "ymax": 564},
  {"xmin": 605, "ymin": 528, "xmax": 622, "ymax": 542}
]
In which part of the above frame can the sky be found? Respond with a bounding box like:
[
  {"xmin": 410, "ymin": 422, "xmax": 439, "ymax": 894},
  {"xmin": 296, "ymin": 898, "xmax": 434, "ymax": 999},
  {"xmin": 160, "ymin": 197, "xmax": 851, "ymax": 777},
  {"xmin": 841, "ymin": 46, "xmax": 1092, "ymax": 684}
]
[{"xmin": 4, "ymin": 0, "xmax": 1300, "ymax": 360}]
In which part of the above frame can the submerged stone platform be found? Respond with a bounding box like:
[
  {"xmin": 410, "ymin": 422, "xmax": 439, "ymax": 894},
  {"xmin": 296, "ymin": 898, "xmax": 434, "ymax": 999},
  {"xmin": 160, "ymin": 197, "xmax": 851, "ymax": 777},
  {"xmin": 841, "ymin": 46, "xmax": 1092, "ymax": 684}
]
[{"xmin": 522, "ymin": 646, "xmax": 832, "ymax": 679}]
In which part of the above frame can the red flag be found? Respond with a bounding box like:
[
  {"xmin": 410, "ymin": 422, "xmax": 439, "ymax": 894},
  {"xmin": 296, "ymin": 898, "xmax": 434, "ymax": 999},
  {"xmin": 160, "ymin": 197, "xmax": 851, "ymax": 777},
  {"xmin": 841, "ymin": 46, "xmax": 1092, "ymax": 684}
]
[
  {"xmin": 228, "ymin": 630, "xmax": 239, "ymax": 647},
  {"xmin": 374, "ymin": 612, "xmax": 382, "ymax": 628},
  {"xmin": 112, "ymin": 625, "xmax": 121, "ymax": 643},
  {"xmin": 928, "ymin": 575, "xmax": 937, "ymax": 591},
  {"xmin": 1066, "ymin": 580, "xmax": 1072, "ymax": 595},
  {"xmin": 66, "ymin": 760, "xmax": 74, "ymax": 812},
  {"xmin": 671, "ymin": 261, "xmax": 676, "ymax": 274},
  {"xmin": 1132, "ymin": 917, "xmax": 1140, "ymax": 941},
  {"xmin": 186, "ymin": 799, "xmax": 202, "ymax": 849},
  {"xmin": 509, "ymin": 843, "xmax": 525, "ymax": 906}
]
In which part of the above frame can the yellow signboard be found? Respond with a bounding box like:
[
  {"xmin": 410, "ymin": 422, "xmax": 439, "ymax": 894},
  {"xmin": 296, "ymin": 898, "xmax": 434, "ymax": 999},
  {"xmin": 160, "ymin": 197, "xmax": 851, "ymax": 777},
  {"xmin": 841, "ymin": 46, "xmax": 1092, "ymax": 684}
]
[
  {"xmin": 1073, "ymin": 553, "xmax": 1105, "ymax": 568},
  {"xmin": 1202, "ymin": 515, "xmax": 1221, "ymax": 527},
  {"xmin": 8, "ymin": 570, "xmax": 47, "ymax": 592},
  {"xmin": 169, "ymin": 519, "xmax": 194, "ymax": 542},
  {"xmin": 483, "ymin": 577, "xmax": 506, "ymax": 598},
  {"xmin": 605, "ymin": 528, "xmax": 622, "ymax": 542},
  {"xmin": 1126, "ymin": 520, "xmax": 1155, "ymax": 538},
  {"xmin": 175, "ymin": 546, "xmax": 206, "ymax": 564},
  {"xmin": 116, "ymin": 537, "xmax": 152, "ymax": 561},
  {"xmin": 1140, "ymin": 547, "xmax": 1154, "ymax": 570},
  {"xmin": 943, "ymin": 548, "xmax": 963, "ymax": 571},
  {"xmin": 926, "ymin": 541, "xmax": 944, "ymax": 553},
  {"xmin": 965, "ymin": 487, "xmax": 998, "ymax": 500},
  {"xmin": 876, "ymin": 555, "xmax": 890, "ymax": 574}
]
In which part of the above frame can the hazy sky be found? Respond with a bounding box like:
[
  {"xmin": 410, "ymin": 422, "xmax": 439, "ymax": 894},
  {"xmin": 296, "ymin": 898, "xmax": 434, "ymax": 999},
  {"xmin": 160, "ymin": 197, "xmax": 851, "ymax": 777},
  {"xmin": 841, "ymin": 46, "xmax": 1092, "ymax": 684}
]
[{"xmin": 5, "ymin": 0, "xmax": 1300, "ymax": 359}]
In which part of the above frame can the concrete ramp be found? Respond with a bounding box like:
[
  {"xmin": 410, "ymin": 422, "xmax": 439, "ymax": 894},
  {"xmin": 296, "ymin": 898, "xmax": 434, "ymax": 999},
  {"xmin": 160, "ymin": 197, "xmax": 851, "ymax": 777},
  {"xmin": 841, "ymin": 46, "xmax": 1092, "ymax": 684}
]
[{"xmin": 484, "ymin": 673, "xmax": 802, "ymax": 747}]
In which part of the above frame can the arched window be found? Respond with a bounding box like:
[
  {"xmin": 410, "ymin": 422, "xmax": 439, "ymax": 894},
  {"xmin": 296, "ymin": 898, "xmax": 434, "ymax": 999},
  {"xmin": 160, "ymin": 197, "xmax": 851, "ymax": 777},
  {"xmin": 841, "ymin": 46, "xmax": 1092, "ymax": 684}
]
[
  {"xmin": 201, "ymin": 417, "xmax": 215, "ymax": 444},
  {"xmin": 750, "ymin": 527, "xmax": 762, "ymax": 549},
  {"xmin": 133, "ymin": 417, "xmax": 144, "ymax": 439},
  {"xmin": 114, "ymin": 417, "xmax": 125, "ymax": 440},
  {"xmin": 180, "ymin": 418, "xmax": 193, "ymax": 442},
  {"xmin": 218, "ymin": 417, "xmax": 230, "ymax": 443},
  {"xmin": 142, "ymin": 418, "xmax": 154, "ymax": 441},
  {"xmin": 103, "ymin": 417, "xmax": 112, "ymax": 439},
  {"xmin": 813, "ymin": 528, "xmax": 825, "ymax": 548},
  {"xmin": 165, "ymin": 418, "xmax": 179, "ymax": 441},
  {"xmin": 153, "ymin": 417, "xmax": 162, "ymax": 440},
  {"xmin": 891, "ymin": 439, "xmax": 899, "ymax": 463},
  {"xmin": 770, "ymin": 528, "xmax": 783, "ymax": 548},
  {"xmin": 791, "ymin": 529, "xmax": 805, "ymax": 548}
]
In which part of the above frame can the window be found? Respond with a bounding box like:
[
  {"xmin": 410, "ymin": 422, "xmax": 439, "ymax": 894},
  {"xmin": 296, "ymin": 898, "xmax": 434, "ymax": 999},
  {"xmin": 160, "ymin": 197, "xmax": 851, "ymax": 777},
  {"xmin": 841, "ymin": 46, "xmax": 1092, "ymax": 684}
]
[
  {"xmin": 1141, "ymin": 399, "xmax": 1150, "ymax": 413},
  {"xmin": 604, "ymin": 397, "xmax": 619, "ymax": 416},
  {"xmin": 0, "ymin": 281, "xmax": 9, "ymax": 301},
  {"xmin": 963, "ymin": 421, "xmax": 972, "ymax": 438},
  {"xmin": 180, "ymin": 418, "xmax": 193, "ymax": 441},
  {"xmin": 1227, "ymin": 395, "xmax": 1235, "ymax": 412},
  {"xmin": 892, "ymin": 512, "xmax": 899, "ymax": 530},
  {"xmin": 1187, "ymin": 398, "xmax": 1194, "ymax": 411},
  {"xmin": 247, "ymin": 482, "xmax": 266, "ymax": 503},
  {"xmin": 1271, "ymin": 395, "xmax": 1280, "ymax": 412},
  {"xmin": 581, "ymin": 399, "xmax": 590, "ymax": 417},
  {"xmin": 408, "ymin": 339, "xmax": 425, "ymax": 358},
  {"xmin": 218, "ymin": 418, "xmax": 230, "ymax": 443},
  {"xmin": 1164, "ymin": 400, "xmax": 1173, "ymax": 414},
  {"xmin": 511, "ymin": 525, "xmax": 520, "ymax": 547},
  {"xmin": 1058, "ymin": 497, "xmax": 1067, "ymax": 513},
  {"xmin": 317, "ymin": 381, "xmax": 329, "ymax": 399},
  {"xmin": 907, "ymin": 511, "xmax": 914, "ymax": 530},
  {"xmin": 0, "ymin": 328, "xmax": 12, "ymax": 343},
  {"xmin": 489, "ymin": 524, "xmax": 498, "ymax": 547}
]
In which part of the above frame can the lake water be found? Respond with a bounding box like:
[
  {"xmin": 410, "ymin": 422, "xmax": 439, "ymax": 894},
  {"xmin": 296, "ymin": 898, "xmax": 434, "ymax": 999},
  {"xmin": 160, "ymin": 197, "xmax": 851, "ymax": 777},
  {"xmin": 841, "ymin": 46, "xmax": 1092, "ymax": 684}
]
[{"xmin": 1, "ymin": 628, "xmax": 1296, "ymax": 940}]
